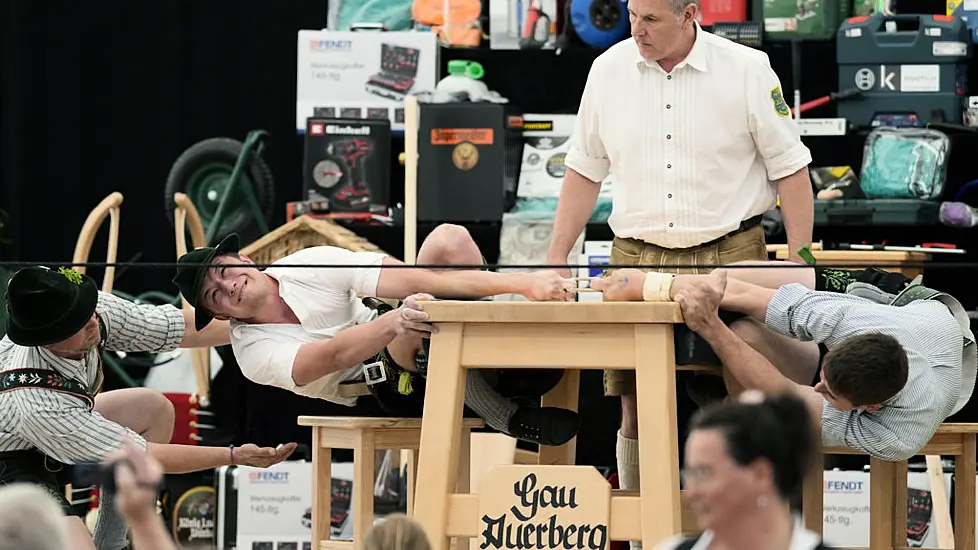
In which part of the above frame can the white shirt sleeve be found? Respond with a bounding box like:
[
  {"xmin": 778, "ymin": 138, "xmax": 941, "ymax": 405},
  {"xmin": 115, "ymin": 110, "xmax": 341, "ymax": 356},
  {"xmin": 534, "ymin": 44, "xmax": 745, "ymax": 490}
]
[
  {"xmin": 231, "ymin": 330, "xmax": 305, "ymax": 391},
  {"xmin": 745, "ymin": 58, "xmax": 812, "ymax": 181},
  {"xmin": 564, "ymin": 62, "xmax": 611, "ymax": 183}
]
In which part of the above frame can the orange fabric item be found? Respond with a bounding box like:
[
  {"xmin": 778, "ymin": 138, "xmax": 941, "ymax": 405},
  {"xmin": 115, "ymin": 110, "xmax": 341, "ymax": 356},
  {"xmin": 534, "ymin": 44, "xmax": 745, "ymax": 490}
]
[{"xmin": 413, "ymin": 0, "xmax": 482, "ymax": 46}]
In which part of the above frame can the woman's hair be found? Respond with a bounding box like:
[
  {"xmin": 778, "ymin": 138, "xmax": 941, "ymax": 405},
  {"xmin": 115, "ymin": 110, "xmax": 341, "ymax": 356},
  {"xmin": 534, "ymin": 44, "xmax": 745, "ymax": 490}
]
[
  {"xmin": 363, "ymin": 514, "xmax": 431, "ymax": 550},
  {"xmin": 0, "ymin": 483, "xmax": 70, "ymax": 550},
  {"xmin": 688, "ymin": 392, "xmax": 815, "ymax": 499}
]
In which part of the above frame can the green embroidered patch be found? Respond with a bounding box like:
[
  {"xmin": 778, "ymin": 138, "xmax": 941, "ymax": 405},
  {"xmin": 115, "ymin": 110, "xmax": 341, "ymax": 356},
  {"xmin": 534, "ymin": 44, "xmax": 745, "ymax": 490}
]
[
  {"xmin": 0, "ymin": 369, "xmax": 94, "ymax": 409},
  {"xmin": 771, "ymin": 86, "xmax": 791, "ymax": 118}
]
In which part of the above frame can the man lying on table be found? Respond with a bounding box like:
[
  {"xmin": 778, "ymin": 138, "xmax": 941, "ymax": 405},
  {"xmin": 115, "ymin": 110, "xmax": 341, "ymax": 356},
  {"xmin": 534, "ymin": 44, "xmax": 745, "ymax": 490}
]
[
  {"xmin": 592, "ymin": 263, "xmax": 976, "ymax": 461},
  {"xmin": 173, "ymin": 225, "xmax": 582, "ymax": 447},
  {"xmin": 1, "ymin": 266, "xmax": 296, "ymax": 550}
]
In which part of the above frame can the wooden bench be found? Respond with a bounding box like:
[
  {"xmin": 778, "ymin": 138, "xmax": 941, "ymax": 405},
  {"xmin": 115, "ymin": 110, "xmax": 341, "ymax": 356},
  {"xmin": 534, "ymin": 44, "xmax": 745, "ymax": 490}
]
[
  {"xmin": 800, "ymin": 423, "xmax": 978, "ymax": 550},
  {"xmin": 297, "ymin": 416, "xmax": 484, "ymax": 550}
]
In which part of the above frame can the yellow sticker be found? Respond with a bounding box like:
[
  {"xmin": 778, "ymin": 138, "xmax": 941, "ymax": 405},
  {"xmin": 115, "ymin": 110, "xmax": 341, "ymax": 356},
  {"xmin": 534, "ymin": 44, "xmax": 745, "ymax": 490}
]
[{"xmin": 770, "ymin": 86, "xmax": 791, "ymax": 118}]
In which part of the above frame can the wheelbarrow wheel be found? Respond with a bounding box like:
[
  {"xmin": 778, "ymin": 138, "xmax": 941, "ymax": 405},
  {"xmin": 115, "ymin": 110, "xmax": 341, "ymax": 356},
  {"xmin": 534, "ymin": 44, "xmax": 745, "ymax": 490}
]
[{"xmin": 164, "ymin": 137, "xmax": 276, "ymax": 244}]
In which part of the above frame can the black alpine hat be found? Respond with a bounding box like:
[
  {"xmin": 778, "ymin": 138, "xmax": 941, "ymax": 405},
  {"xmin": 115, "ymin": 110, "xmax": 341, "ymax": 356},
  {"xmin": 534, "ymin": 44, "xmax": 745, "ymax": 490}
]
[
  {"xmin": 172, "ymin": 233, "xmax": 241, "ymax": 331},
  {"xmin": 5, "ymin": 266, "xmax": 99, "ymax": 347}
]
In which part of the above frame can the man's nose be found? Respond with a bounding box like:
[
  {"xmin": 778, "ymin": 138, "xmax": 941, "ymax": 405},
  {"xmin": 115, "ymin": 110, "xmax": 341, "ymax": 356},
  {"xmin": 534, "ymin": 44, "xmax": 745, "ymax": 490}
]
[{"xmin": 631, "ymin": 20, "xmax": 644, "ymax": 35}]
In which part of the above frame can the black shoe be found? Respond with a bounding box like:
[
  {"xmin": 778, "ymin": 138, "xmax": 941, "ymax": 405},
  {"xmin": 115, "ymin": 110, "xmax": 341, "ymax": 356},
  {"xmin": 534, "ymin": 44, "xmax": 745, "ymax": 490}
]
[
  {"xmin": 685, "ymin": 374, "xmax": 728, "ymax": 409},
  {"xmin": 492, "ymin": 369, "xmax": 565, "ymax": 399},
  {"xmin": 507, "ymin": 406, "xmax": 581, "ymax": 446}
]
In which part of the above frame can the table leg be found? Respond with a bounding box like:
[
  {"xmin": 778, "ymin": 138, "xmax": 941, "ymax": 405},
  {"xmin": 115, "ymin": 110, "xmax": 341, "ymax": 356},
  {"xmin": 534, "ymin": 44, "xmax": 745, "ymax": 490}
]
[
  {"xmin": 955, "ymin": 434, "xmax": 976, "ymax": 550},
  {"xmin": 353, "ymin": 429, "xmax": 376, "ymax": 550},
  {"xmin": 312, "ymin": 428, "xmax": 333, "ymax": 547},
  {"xmin": 801, "ymin": 451, "xmax": 823, "ymax": 536},
  {"xmin": 633, "ymin": 324, "xmax": 681, "ymax": 544},
  {"xmin": 406, "ymin": 450, "xmax": 419, "ymax": 515},
  {"xmin": 868, "ymin": 458, "xmax": 894, "ymax": 550},
  {"xmin": 413, "ymin": 323, "xmax": 467, "ymax": 550},
  {"xmin": 892, "ymin": 461, "xmax": 908, "ymax": 548},
  {"xmin": 539, "ymin": 369, "xmax": 581, "ymax": 466}
]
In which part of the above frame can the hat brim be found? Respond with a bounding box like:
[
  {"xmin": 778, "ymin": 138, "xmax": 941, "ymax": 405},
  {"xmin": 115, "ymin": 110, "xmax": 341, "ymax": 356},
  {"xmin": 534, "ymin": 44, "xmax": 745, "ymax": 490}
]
[
  {"xmin": 190, "ymin": 233, "xmax": 241, "ymax": 331},
  {"xmin": 6, "ymin": 276, "xmax": 99, "ymax": 347}
]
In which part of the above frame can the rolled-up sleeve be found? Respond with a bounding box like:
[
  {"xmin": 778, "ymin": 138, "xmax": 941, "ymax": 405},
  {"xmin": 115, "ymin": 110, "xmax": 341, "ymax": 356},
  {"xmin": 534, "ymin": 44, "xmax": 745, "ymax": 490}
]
[
  {"xmin": 98, "ymin": 291, "xmax": 185, "ymax": 353},
  {"xmin": 13, "ymin": 388, "xmax": 147, "ymax": 464},
  {"xmin": 822, "ymin": 404, "xmax": 924, "ymax": 461},
  {"xmin": 563, "ymin": 63, "xmax": 611, "ymax": 183},
  {"xmin": 745, "ymin": 58, "xmax": 812, "ymax": 181}
]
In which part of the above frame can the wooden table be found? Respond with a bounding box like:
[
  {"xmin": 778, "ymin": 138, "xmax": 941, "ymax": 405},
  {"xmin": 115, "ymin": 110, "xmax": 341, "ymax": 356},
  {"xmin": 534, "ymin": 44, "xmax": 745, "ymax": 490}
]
[
  {"xmin": 773, "ymin": 249, "xmax": 931, "ymax": 279},
  {"xmin": 411, "ymin": 301, "xmax": 689, "ymax": 550}
]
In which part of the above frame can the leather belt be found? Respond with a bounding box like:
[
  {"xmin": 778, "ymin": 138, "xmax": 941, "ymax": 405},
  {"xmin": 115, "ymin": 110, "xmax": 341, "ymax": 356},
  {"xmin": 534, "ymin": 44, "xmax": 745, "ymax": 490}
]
[{"xmin": 682, "ymin": 215, "xmax": 763, "ymax": 250}]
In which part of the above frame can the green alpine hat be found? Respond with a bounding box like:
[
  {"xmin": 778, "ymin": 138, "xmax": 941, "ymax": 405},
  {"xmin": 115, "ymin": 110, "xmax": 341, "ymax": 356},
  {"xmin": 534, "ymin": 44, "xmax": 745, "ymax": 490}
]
[
  {"xmin": 5, "ymin": 266, "xmax": 98, "ymax": 347},
  {"xmin": 172, "ymin": 233, "xmax": 241, "ymax": 331}
]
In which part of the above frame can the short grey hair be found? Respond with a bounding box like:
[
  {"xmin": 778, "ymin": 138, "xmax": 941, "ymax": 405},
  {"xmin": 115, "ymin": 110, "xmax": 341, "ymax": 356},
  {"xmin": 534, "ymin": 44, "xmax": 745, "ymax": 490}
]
[
  {"xmin": 670, "ymin": 0, "xmax": 703, "ymax": 18},
  {"xmin": 0, "ymin": 484, "xmax": 70, "ymax": 550}
]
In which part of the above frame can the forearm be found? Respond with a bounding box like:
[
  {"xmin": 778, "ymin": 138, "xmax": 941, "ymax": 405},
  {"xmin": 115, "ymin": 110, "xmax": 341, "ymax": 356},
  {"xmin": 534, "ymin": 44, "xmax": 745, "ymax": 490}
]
[
  {"xmin": 602, "ymin": 271, "xmax": 776, "ymax": 321},
  {"xmin": 382, "ymin": 270, "xmax": 535, "ymax": 301},
  {"xmin": 776, "ymin": 168, "xmax": 814, "ymax": 262},
  {"xmin": 292, "ymin": 317, "xmax": 396, "ymax": 385},
  {"xmin": 546, "ymin": 169, "xmax": 601, "ymax": 264},
  {"xmin": 181, "ymin": 313, "xmax": 231, "ymax": 348},
  {"xmin": 145, "ymin": 443, "xmax": 231, "ymax": 474},
  {"xmin": 697, "ymin": 319, "xmax": 798, "ymax": 395}
]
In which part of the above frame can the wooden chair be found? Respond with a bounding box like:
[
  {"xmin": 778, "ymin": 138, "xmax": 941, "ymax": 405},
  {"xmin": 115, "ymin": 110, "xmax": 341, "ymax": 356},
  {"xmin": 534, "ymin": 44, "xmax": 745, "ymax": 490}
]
[
  {"xmin": 72, "ymin": 191, "xmax": 123, "ymax": 293},
  {"xmin": 801, "ymin": 423, "xmax": 978, "ymax": 550},
  {"xmin": 173, "ymin": 192, "xmax": 212, "ymax": 408},
  {"xmin": 298, "ymin": 416, "xmax": 484, "ymax": 550}
]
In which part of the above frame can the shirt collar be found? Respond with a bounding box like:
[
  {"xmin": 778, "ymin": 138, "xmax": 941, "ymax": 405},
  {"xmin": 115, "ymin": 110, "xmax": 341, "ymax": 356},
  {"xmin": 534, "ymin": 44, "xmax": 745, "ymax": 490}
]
[{"xmin": 634, "ymin": 21, "xmax": 709, "ymax": 73}]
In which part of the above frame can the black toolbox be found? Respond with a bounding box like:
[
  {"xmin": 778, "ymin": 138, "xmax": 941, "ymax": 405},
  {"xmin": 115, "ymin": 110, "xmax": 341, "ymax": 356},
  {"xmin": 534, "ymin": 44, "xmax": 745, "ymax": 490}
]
[{"xmin": 814, "ymin": 199, "xmax": 940, "ymax": 226}]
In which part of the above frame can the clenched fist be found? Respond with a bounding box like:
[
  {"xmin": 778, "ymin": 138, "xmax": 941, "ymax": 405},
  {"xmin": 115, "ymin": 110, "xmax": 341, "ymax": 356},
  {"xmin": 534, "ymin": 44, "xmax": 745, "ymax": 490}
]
[{"xmin": 521, "ymin": 270, "xmax": 576, "ymax": 301}]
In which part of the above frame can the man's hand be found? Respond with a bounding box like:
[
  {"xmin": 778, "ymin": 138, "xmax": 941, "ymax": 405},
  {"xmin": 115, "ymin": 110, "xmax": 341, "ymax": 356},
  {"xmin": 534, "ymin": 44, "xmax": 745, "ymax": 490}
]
[
  {"xmin": 233, "ymin": 442, "xmax": 298, "ymax": 467},
  {"xmin": 386, "ymin": 294, "xmax": 437, "ymax": 336},
  {"xmin": 589, "ymin": 269, "xmax": 646, "ymax": 301},
  {"xmin": 108, "ymin": 438, "xmax": 164, "ymax": 522},
  {"xmin": 522, "ymin": 270, "xmax": 576, "ymax": 301},
  {"xmin": 674, "ymin": 271, "xmax": 728, "ymax": 334}
]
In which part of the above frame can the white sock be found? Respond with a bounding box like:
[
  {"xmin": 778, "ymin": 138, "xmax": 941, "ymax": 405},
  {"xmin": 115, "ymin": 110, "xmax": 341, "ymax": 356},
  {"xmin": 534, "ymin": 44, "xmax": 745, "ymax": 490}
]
[{"xmin": 616, "ymin": 431, "xmax": 642, "ymax": 550}]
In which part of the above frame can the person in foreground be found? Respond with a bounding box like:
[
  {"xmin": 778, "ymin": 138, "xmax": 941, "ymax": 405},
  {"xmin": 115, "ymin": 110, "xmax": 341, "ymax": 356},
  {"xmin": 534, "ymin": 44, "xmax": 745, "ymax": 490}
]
[
  {"xmin": 1, "ymin": 266, "xmax": 297, "ymax": 550},
  {"xmin": 173, "ymin": 225, "xmax": 582, "ymax": 447},
  {"xmin": 593, "ymin": 263, "xmax": 976, "ymax": 461},
  {"xmin": 657, "ymin": 391, "xmax": 826, "ymax": 550}
]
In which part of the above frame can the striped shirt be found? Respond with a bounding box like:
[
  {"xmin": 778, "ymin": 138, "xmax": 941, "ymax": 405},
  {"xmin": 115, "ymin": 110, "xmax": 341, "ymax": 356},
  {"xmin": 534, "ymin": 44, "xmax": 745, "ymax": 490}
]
[
  {"xmin": 0, "ymin": 291, "xmax": 185, "ymax": 463},
  {"xmin": 563, "ymin": 22, "xmax": 811, "ymax": 249},
  {"xmin": 766, "ymin": 283, "xmax": 967, "ymax": 461}
]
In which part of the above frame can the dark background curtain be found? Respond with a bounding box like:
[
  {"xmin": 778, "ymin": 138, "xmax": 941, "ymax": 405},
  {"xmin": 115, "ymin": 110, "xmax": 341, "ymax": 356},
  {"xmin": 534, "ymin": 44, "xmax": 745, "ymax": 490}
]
[{"xmin": 2, "ymin": 0, "xmax": 976, "ymax": 469}]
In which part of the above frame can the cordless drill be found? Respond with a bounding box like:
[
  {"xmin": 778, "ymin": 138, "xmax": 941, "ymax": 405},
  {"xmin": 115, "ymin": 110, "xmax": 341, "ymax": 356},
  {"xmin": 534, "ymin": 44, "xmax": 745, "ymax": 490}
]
[{"xmin": 326, "ymin": 138, "xmax": 374, "ymax": 209}]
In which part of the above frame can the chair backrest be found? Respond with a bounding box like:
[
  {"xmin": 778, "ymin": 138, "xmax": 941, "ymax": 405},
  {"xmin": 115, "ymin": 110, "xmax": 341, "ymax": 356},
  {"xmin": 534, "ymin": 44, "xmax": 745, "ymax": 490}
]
[
  {"xmin": 72, "ymin": 192, "xmax": 123, "ymax": 293},
  {"xmin": 173, "ymin": 193, "xmax": 212, "ymax": 407}
]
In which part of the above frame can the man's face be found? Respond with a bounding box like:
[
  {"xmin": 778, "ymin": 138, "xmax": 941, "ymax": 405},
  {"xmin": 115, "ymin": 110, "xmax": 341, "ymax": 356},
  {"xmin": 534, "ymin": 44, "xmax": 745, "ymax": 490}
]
[
  {"xmin": 197, "ymin": 254, "xmax": 268, "ymax": 320},
  {"xmin": 813, "ymin": 366, "xmax": 875, "ymax": 412},
  {"xmin": 44, "ymin": 313, "xmax": 100, "ymax": 359},
  {"xmin": 628, "ymin": 0, "xmax": 692, "ymax": 61}
]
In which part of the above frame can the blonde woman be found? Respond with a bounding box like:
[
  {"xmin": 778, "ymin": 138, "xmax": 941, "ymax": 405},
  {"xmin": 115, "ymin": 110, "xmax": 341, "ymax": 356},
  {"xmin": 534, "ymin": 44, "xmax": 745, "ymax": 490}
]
[{"xmin": 364, "ymin": 514, "xmax": 431, "ymax": 550}]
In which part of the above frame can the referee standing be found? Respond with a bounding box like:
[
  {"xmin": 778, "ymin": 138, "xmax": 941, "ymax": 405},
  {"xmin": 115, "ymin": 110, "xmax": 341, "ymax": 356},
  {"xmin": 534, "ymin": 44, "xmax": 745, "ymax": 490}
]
[{"xmin": 545, "ymin": 0, "xmax": 814, "ymax": 545}]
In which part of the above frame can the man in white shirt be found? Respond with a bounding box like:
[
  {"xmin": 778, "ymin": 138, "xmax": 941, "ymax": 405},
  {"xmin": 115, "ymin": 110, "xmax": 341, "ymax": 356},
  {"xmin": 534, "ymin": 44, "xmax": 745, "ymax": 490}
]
[
  {"xmin": 173, "ymin": 225, "xmax": 582, "ymax": 447},
  {"xmin": 545, "ymin": 0, "xmax": 815, "ymax": 534}
]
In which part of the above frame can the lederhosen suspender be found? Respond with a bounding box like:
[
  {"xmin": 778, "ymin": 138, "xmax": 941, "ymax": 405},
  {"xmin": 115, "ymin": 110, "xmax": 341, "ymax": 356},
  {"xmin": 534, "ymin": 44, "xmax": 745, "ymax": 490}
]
[{"xmin": 0, "ymin": 368, "xmax": 95, "ymax": 410}]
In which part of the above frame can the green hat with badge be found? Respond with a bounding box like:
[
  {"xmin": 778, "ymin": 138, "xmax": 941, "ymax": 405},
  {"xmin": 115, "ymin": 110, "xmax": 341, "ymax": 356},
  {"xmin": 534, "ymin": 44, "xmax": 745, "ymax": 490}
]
[
  {"xmin": 5, "ymin": 266, "xmax": 98, "ymax": 347},
  {"xmin": 172, "ymin": 233, "xmax": 241, "ymax": 331}
]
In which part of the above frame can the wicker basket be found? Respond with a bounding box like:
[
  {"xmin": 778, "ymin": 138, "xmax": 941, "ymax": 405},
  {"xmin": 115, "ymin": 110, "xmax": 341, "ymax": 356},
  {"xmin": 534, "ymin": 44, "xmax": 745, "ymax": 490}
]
[{"xmin": 241, "ymin": 215, "xmax": 389, "ymax": 265}]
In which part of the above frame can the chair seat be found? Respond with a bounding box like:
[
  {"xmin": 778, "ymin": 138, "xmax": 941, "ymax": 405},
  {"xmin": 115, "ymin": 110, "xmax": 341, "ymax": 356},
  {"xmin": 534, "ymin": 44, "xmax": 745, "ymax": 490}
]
[{"xmin": 297, "ymin": 416, "xmax": 484, "ymax": 430}]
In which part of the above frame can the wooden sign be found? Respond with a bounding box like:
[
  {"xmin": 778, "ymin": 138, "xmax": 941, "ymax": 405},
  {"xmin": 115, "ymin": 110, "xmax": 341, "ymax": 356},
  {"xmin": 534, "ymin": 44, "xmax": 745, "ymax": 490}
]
[{"xmin": 477, "ymin": 465, "xmax": 611, "ymax": 550}]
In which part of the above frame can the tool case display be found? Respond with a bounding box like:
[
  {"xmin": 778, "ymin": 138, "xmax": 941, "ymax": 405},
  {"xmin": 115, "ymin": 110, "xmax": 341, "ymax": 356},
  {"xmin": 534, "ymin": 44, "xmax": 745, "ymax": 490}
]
[
  {"xmin": 754, "ymin": 0, "xmax": 849, "ymax": 40},
  {"xmin": 814, "ymin": 199, "xmax": 941, "ymax": 225}
]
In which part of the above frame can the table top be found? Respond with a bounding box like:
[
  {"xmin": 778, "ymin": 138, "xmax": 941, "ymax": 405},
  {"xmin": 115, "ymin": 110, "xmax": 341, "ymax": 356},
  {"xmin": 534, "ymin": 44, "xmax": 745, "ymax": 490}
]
[
  {"xmin": 774, "ymin": 249, "xmax": 931, "ymax": 261},
  {"xmin": 297, "ymin": 416, "xmax": 485, "ymax": 429},
  {"xmin": 419, "ymin": 300, "xmax": 684, "ymax": 324}
]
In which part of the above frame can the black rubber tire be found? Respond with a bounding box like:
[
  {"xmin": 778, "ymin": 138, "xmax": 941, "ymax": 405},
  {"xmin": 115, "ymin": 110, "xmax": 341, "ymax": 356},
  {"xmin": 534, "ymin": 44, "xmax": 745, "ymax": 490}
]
[{"xmin": 164, "ymin": 137, "xmax": 276, "ymax": 244}]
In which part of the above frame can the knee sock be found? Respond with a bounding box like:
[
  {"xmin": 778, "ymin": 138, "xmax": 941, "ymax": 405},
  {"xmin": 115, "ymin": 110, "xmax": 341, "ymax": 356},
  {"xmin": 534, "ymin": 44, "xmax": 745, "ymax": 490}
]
[
  {"xmin": 464, "ymin": 369, "xmax": 519, "ymax": 433},
  {"xmin": 813, "ymin": 267, "xmax": 861, "ymax": 293},
  {"xmin": 616, "ymin": 431, "xmax": 642, "ymax": 550},
  {"xmin": 93, "ymin": 486, "xmax": 130, "ymax": 550}
]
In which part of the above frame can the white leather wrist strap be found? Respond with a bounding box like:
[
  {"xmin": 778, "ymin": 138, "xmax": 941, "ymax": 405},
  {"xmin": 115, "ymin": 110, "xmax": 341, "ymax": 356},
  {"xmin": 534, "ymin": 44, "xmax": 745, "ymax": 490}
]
[{"xmin": 642, "ymin": 272, "xmax": 675, "ymax": 302}]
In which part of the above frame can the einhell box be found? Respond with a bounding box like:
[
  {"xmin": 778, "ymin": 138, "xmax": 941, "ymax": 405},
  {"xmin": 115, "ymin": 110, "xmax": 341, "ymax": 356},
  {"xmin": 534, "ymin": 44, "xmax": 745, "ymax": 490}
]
[
  {"xmin": 417, "ymin": 103, "xmax": 522, "ymax": 223},
  {"xmin": 302, "ymin": 117, "xmax": 391, "ymax": 214}
]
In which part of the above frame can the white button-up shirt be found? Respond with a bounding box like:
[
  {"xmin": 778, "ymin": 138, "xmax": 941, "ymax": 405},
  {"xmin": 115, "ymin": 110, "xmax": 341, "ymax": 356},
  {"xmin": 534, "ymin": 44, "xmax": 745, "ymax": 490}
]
[{"xmin": 564, "ymin": 24, "xmax": 812, "ymax": 249}]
